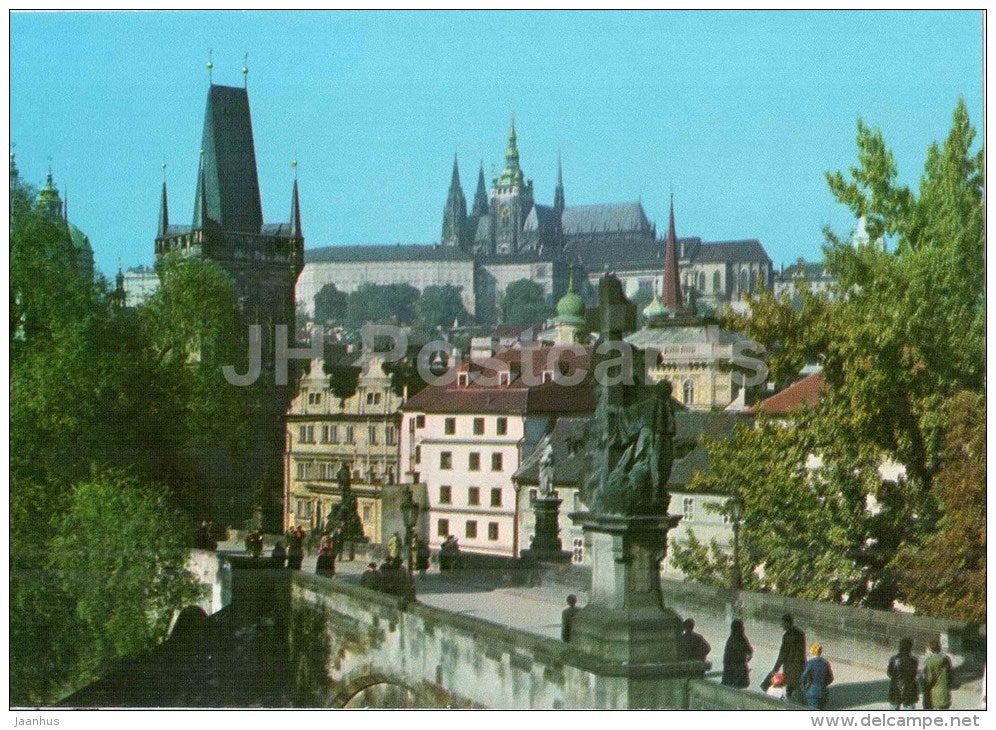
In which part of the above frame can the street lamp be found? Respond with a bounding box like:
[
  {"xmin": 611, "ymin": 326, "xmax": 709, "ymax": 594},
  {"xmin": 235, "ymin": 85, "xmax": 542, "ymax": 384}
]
[
  {"xmin": 729, "ymin": 497, "xmax": 743, "ymax": 591},
  {"xmin": 399, "ymin": 487, "xmax": 420, "ymax": 594}
]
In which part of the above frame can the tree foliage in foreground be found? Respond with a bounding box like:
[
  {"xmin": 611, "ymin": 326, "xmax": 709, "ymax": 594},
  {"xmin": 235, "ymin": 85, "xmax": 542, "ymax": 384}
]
[
  {"xmin": 501, "ymin": 278, "xmax": 554, "ymax": 325},
  {"xmin": 688, "ymin": 100, "xmax": 983, "ymax": 615}
]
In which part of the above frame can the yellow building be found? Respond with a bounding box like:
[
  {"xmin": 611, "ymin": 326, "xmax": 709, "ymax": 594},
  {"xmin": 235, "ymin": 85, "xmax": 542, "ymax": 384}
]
[{"xmin": 284, "ymin": 352, "xmax": 402, "ymax": 544}]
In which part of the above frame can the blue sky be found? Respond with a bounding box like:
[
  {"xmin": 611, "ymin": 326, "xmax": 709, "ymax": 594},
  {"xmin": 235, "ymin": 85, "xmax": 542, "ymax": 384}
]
[{"xmin": 10, "ymin": 10, "xmax": 983, "ymax": 279}]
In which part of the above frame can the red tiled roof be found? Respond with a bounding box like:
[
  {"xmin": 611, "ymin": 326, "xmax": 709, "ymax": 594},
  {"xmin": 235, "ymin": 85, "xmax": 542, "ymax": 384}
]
[
  {"xmin": 752, "ymin": 372, "xmax": 826, "ymax": 416},
  {"xmin": 401, "ymin": 346, "xmax": 596, "ymax": 415}
]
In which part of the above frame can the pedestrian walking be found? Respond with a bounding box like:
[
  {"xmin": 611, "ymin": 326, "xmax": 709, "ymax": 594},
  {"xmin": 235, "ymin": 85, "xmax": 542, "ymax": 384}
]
[
  {"xmin": 921, "ymin": 637, "xmax": 952, "ymax": 710},
  {"xmin": 765, "ymin": 672, "xmax": 788, "ymax": 700},
  {"xmin": 679, "ymin": 617, "xmax": 711, "ymax": 662},
  {"xmin": 561, "ymin": 594, "xmax": 579, "ymax": 642},
  {"xmin": 887, "ymin": 637, "xmax": 920, "ymax": 710},
  {"xmin": 287, "ymin": 527, "xmax": 305, "ymax": 570},
  {"xmin": 800, "ymin": 642, "xmax": 834, "ymax": 709},
  {"xmin": 721, "ymin": 619, "xmax": 753, "ymax": 689},
  {"xmin": 271, "ymin": 541, "xmax": 287, "ymax": 568},
  {"xmin": 415, "ymin": 535, "xmax": 430, "ymax": 577},
  {"xmin": 316, "ymin": 539, "xmax": 336, "ymax": 576},
  {"xmin": 360, "ymin": 562, "xmax": 381, "ymax": 591},
  {"xmin": 772, "ymin": 613, "xmax": 807, "ymax": 701}
]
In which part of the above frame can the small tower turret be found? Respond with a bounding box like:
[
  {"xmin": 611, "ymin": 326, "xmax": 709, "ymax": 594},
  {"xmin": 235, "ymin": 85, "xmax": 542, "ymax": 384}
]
[
  {"xmin": 553, "ymin": 152, "xmax": 565, "ymax": 215},
  {"xmin": 471, "ymin": 162, "xmax": 489, "ymax": 217}
]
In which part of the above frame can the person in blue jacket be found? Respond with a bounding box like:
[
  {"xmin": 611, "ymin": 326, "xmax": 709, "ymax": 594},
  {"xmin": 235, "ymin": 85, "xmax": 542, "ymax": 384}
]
[{"xmin": 800, "ymin": 642, "xmax": 834, "ymax": 709}]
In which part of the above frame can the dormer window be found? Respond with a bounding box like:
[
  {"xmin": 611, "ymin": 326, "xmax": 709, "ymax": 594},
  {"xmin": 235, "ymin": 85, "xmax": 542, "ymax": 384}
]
[
  {"xmin": 457, "ymin": 372, "xmax": 469, "ymax": 387},
  {"xmin": 499, "ymin": 371, "xmax": 511, "ymax": 387},
  {"xmin": 542, "ymin": 371, "xmax": 553, "ymax": 384}
]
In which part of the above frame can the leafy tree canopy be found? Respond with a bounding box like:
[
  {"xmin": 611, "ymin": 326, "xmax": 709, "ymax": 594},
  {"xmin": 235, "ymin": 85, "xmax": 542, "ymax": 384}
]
[
  {"xmin": 501, "ymin": 278, "xmax": 553, "ymax": 325},
  {"xmin": 313, "ymin": 282, "xmax": 348, "ymax": 324}
]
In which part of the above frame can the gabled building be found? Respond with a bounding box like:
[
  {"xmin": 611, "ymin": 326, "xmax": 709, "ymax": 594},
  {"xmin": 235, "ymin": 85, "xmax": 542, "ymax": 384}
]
[
  {"xmin": 284, "ymin": 352, "xmax": 402, "ymax": 543},
  {"xmin": 399, "ymin": 344, "xmax": 596, "ymax": 558},
  {"xmin": 154, "ymin": 80, "xmax": 304, "ymax": 526}
]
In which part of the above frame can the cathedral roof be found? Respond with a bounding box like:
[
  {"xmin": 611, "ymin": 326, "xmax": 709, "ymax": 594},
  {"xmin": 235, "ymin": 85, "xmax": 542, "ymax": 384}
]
[
  {"xmin": 523, "ymin": 204, "xmax": 561, "ymax": 235},
  {"xmin": 304, "ymin": 243, "xmax": 474, "ymax": 264},
  {"xmin": 690, "ymin": 240, "xmax": 770, "ymax": 264},
  {"xmin": 625, "ymin": 323, "xmax": 747, "ymax": 348},
  {"xmin": 561, "ymin": 202, "xmax": 650, "ymax": 235},
  {"xmin": 472, "ymin": 214, "xmax": 491, "ymax": 244}
]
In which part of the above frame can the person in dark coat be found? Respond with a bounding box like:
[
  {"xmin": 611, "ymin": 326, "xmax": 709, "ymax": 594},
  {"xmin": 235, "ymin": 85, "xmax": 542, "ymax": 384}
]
[
  {"xmin": 888, "ymin": 637, "xmax": 920, "ymax": 710},
  {"xmin": 561, "ymin": 595, "xmax": 579, "ymax": 642},
  {"xmin": 922, "ymin": 637, "xmax": 953, "ymax": 710},
  {"xmin": 360, "ymin": 562, "xmax": 381, "ymax": 591},
  {"xmin": 679, "ymin": 617, "xmax": 711, "ymax": 662},
  {"xmin": 414, "ymin": 535, "xmax": 431, "ymax": 577},
  {"xmin": 271, "ymin": 541, "xmax": 287, "ymax": 568},
  {"xmin": 287, "ymin": 527, "xmax": 305, "ymax": 570},
  {"xmin": 721, "ymin": 619, "xmax": 753, "ymax": 688},
  {"xmin": 773, "ymin": 613, "xmax": 807, "ymax": 700},
  {"xmin": 315, "ymin": 539, "xmax": 336, "ymax": 576},
  {"xmin": 800, "ymin": 642, "xmax": 834, "ymax": 709}
]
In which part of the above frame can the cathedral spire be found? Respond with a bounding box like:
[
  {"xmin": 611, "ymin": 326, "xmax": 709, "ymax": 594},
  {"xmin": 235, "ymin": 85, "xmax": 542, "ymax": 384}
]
[
  {"xmin": 553, "ymin": 152, "xmax": 565, "ymax": 214},
  {"xmin": 471, "ymin": 161, "xmax": 488, "ymax": 217},
  {"xmin": 499, "ymin": 116, "xmax": 524, "ymax": 188},
  {"xmin": 441, "ymin": 154, "xmax": 467, "ymax": 247},
  {"xmin": 662, "ymin": 193, "xmax": 683, "ymax": 312},
  {"xmin": 289, "ymin": 164, "xmax": 302, "ymax": 239}
]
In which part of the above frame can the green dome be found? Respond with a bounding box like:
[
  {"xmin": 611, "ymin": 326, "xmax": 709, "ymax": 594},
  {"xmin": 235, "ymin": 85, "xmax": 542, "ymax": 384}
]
[
  {"xmin": 642, "ymin": 295, "xmax": 669, "ymax": 322},
  {"xmin": 556, "ymin": 290, "xmax": 585, "ymax": 319}
]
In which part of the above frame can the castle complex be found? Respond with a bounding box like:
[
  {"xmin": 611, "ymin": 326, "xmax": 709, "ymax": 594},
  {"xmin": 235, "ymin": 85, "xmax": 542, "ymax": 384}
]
[{"xmin": 298, "ymin": 120, "xmax": 774, "ymax": 323}]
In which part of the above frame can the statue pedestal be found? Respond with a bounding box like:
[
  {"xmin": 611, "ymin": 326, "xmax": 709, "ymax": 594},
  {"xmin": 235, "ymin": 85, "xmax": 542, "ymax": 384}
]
[
  {"xmin": 568, "ymin": 512, "xmax": 685, "ymax": 664},
  {"xmin": 520, "ymin": 495, "xmax": 571, "ymax": 563}
]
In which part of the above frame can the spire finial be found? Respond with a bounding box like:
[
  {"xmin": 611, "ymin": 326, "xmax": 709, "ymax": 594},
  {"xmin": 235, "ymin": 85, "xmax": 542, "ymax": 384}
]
[
  {"xmin": 162, "ymin": 161, "xmax": 167, "ymax": 183},
  {"xmin": 242, "ymin": 52, "xmax": 249, "ymax": 88},
  {"xmin": 206, "ymin": 49, "xmax": 214, "ymax": 84},
  {"xmin": 292, "ymin": 159, "xmax": 298, "ymax": 179}
]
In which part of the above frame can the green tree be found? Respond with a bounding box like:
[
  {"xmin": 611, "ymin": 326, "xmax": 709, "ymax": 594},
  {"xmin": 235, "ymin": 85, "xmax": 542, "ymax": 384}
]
[
  {"xmin": 51, "ymin": 469, "xmax": 201, "ymax": 688},
  {"xmin": 703, "ymin": 100, "xmax": 983, "ymax": 611},
  {"xmin": 899, "ymin": 391, "xmax": 985, "ymax": 623},
  {"xmin": 345, "ymin": 282, "xmax": 420, "ymax": 328},
  {"xmin": 417, "ymin": 284, "xmax": 471, "ymax": 330},
  {"xmin": 313, "ymin": 282, "xmax": 348, "ymax": 324},
  {"xmin": 501, "ymin": 278, "xmax": 553, "ymax": 324}
]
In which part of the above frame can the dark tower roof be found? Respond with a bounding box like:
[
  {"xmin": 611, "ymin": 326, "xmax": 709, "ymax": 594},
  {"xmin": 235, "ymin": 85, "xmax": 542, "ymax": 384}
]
[
  {"xmin": 192, "ymin": 84, "xmax": 263, "ymax": 233},
  {"xmin": 662, "ymin": 195, "xmax": 683, "ymax": 311},
  {"xmin": 471, "ymin": 162, "xmax": 489, "ymax": 217},
  {"xmin": 289, "ymin": 178, "xmax": 302, "ymax": 239},
  {"xmin": 441, "ymin": 154, "xmax": 467, "ymax": 246},
  {"xmin": 192, "ymin": 152, "xmax": 210, "ymax": 230},
  {"xmin": 158, "ymin": 180, "xmax": 170, "ymax": 237}
]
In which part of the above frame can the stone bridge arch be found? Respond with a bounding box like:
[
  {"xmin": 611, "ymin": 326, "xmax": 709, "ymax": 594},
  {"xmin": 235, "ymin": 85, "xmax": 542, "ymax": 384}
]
[{"xmin": 329, "ymin": 668, "xmax": 439, "ymax": 708}]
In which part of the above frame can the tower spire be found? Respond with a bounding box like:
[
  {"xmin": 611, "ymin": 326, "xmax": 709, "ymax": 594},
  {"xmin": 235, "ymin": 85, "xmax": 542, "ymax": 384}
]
[
  {"xmin": 158, "ymin": 163, "xmax": 170, "ymax": 238},
  {"xmin": 192, "ymin": 149, "xmax": 209, "ymax": 230},
  {"xmin": 662, "ymin": 193, "xmax": 683, "ymax": 312},
  {"xmin": 441, "ymin": 154, "xmax": 467, "ymax": 247},
  {"xmin": 499, "ymin": 115, "xmax": 523, "ymax": 188},
  {"xmin": 206, "ymin": 49, "xmax": 214, "ymax": 85},
  {"xmin": 289, "ymin": 160, "xmax": 302, "ymax": 239},
  {"xmin": 242, "ymin": 52, "xmax": 249, "ymax": 89},
  {"xmin": 553, "ymin": 151, "xmax": 565, "ymax": 214},
  {"xmin": 471, "ymin": 161, "xmax": 488, "ymax": 217}
]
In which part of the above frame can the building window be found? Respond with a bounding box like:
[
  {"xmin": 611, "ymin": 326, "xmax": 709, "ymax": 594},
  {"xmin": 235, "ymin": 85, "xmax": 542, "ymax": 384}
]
[
  {"xmin": 308, "ymin": 392, "xmax": 322, "ymax": 405},
  {"xmin": 295, "ymin": 498, "xmax": 312, "ymax": 519},
  {"xmin": 739, "ymin": 269, "xmax": 748, "ymax": 294},
  {"xmin": 488, "ymin": 522, "xmax": 499, "ymax": 541},
  {"xmin": 536, "ymin": 265, "xmax": 546, "ymax": 278},
  {"xmin": 362, "ymin": 505, "xmax": 372, "ymax": 523},
  {"xmin": 365, "ymin": 392, "xmax": 382, "ymax": 405},
  {"xmin": 416, "ymin": 415, "xmax": 425, "ymax": 428},
  {"xmin": 386, "ymin": 425, "xmax": 396, "ymax": 445},
  {"xmin": 698, "ymin": 272, "xmax": 705, "ymax": 291},
  {"xmin": 330, "ymin": 425, "xmax": 338, "ymax": 443},
  {"xmin": 491, "ymin": 453, "xmax": 503, "ymax": 471},
  {"xmin": 682, "ymin": 380, "xmax": 694, "ymax": 405},
  {"xmin": 368, "ymin": 425, "xmax": 378, "ymax": 445},
  {"xmin": 473, "ymin": 417, "xmax": 485, "ymax": 435},
  {"xmin": 345, "ymin": 426, "xmax": 354, "ymax": 444},
  {"xmin": 320, "ymin": 424, "xmax": 331, "ymax": 443},
  {"xmin": 497, "ymin": 417, "xmax": 508, "ymax": 435},
  {"xmin": 437, "ymin": 519, "xmax": 449, "ymax": 537},
  {"xmin": 713, "ymin": 270, "xmax": 721, "ymax": 293},
  {"xmin": 465, "ymin": 520, "xmax": 478, "ymax": 539},
  {"xmin": 439, "ymin": 486, "xmax": 452, "ymax": 504},
  {"xmin": 414, "ymin": 445, "xmax": 421, "ymax": 464},
  {"xmin": 469, "ymin": 452, "xmax": 481, "ymax": 471},
  {"xmin": 440, "ymin": 452, "xmax": 452, "ymax": 470},
  {"xmin": 445, "ymin": 417, "xmax": 456, "ymax": 435},
  {"xmin": 572, "ymin": 537, "xmax": 584, "ymax": 564},
  {"xmin": 573, "ymin": 491, "xmax": 581, "ymax": 512},
  {"xmin": 468, "ymin": 487, "xmax": 480, "ymax": 506},
  {"xmin": 296, "ymin": 462, "xmax": 307, "ymax": 479},
  {"xmin": 490, "ymin": 488, "xmax": 502, "ymax": 507},
  {"xmin": 500, "ymin": 206, "xmax": 510, "ymax": 228},
  {"xmin": 457, "ymin": 373, "xmax": 469, "ymax": 387},
  {"xmin": 682, "ymin": 497, "xmax": 695, "ymax": 522},
  {"xmin": 298, "ymin": 424, "xmax": 315, "ymax": 443}
]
